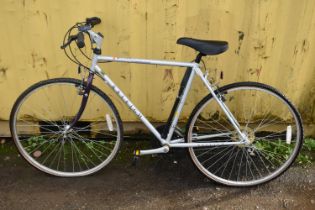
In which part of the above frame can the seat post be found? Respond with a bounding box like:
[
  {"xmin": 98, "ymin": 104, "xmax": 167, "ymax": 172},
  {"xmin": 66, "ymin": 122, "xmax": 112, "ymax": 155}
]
[{"xmin": 195, "ymin": 53, "xmax": 205, "ymax": 63}]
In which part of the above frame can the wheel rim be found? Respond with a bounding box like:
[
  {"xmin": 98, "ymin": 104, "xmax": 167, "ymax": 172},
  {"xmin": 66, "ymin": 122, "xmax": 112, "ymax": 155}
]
[
  {"xmin": 188, "ymin": 85, "xmax": 302, "ymax": 186},
  {"xmin": 11, "ymin": 80, "xmax": 121, "ymax": 177}
]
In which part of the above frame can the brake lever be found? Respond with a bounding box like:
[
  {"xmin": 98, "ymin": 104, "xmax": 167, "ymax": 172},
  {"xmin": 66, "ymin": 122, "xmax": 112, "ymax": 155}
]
[{"xmin": 60, "ymin": 35, "xmax": 78, "ymax": 49}]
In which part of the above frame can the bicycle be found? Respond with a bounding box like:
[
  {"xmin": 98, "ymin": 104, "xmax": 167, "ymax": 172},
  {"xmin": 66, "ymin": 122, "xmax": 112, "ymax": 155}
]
[{"xmin": 10, "ymin": 17, "xmax": 303, "ymax": 187}]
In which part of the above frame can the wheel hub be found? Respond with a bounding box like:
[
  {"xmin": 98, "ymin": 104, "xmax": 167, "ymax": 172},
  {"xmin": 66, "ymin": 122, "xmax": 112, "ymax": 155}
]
[
  {"xmin": 231, "ymin": 126, "xmax": 256, "ymax": 146},
  {"xmin": 242, "ymin": 127, "xmax": 255, "ymax": 144}
]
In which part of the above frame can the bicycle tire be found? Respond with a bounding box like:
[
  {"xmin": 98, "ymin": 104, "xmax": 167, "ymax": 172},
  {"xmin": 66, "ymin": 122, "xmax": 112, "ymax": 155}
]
[
  {"xmin": 10, "ymin": 78, "xmax": 123, "ymax": 177},
  {"xmin": 186, "ymin": 82, "xmax": 303, "ymax": 187}
]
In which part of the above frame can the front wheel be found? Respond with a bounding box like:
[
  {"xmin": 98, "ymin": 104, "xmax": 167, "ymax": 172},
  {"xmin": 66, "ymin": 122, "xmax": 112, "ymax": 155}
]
[
  {"xmin": 10, "ymin": 78, "xmax": 123, "ymax": 177},
  {"xmin": 186, "ymin": 82, "xmax": 303, "ymax": 186}
]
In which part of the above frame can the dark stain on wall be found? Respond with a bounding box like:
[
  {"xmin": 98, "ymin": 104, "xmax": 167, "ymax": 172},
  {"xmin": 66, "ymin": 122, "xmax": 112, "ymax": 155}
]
[
  {"xmin": 0, "ymin": 67, "xmax": 8, "ymax": 78},
  {"xmin": 271, "ymin": 37, "xmax": 276, "ymax": 48},
  {"xmin": 163, "ymin": 69, "xmax": 173, "ymax": 80},
  {"xmin": 0, "ymin": 66, "xmax": 7, "ymax": 84},
  {"xmin": 235, "ymin": 31, "xmax": 244, "ymax": 55},
  {"xmin": 301, "ymin": 39, "xmax": 309, "ymax": 53},
  {"xmin": 43, "ymin": 12, "xmax": 48, "ymax": 25},
  {"xmin": 248, "ymin": 66, "xmax": 262, "ymax": 78},
  {"xmin": 31, "ymin": 53, "xmax": 47, "ymax": 68}
]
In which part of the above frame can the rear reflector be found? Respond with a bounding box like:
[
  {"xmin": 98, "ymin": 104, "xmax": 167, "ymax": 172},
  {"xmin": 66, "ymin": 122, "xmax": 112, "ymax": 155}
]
[
  {"xmin": 286, "ymin": 125, "xmax": 292, "ymax": 144},
  {"xmin": 106, "ymin": 114, "xmax": 114, "ymax": 131}
]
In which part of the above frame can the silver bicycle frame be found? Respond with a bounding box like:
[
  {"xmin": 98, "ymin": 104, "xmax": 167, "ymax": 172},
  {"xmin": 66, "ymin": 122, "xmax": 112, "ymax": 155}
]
[
  {"xmin": 90, "ymin": 55, "xmax": 246, "ymax": 146},
  {"xmin": 86, "ymin": 30, "xmax": 248, "ymax": 154}
]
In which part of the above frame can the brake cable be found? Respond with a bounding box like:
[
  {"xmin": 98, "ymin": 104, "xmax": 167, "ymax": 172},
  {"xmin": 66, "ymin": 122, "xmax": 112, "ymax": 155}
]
[
  {"xmin": 62, "ymin": 23, "xmax": 90, "ymax": 69},
  {"xmin": 78, "ymin": 32, "xmax": 92, "ymax": 61},
  {"xmin": 62, "ymin": 25, "xmax": 81, "ymax": 66}
]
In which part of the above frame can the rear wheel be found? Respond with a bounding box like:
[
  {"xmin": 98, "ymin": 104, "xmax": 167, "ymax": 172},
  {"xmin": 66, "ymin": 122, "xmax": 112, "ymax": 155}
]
[
  {"xmin": 10, "ymin": 78, "xmax": 123, "ymax": 177},
  {"xmin": 186, "ymin": 82, "xmax": 303, "ymax": 186}
]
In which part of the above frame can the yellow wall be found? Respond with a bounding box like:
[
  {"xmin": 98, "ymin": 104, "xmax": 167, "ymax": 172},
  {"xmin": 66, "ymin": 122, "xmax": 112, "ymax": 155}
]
[{"xmin": 0, "ymin": 0, "xmax": 314, "ymax": 133}]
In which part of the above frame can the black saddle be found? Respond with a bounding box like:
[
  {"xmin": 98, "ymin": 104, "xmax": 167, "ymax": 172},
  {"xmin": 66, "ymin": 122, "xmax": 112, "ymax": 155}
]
[{"xmin": 177, "ymin": 37, "xmax": 228, "ymax": 55}]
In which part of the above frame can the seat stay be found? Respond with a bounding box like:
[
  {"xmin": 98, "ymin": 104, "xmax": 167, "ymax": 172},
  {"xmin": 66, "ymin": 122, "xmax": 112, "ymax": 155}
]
[{"xmin": 194, "ymin": 67, "xmax": 249, "ymax": 143}]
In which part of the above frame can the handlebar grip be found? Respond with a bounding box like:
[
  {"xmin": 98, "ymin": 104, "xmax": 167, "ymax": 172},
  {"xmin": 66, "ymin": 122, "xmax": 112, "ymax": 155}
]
[
  {"xmin": 61, "ymin": 35, "xmax": 77, "ymax": 49},
  {"xmin": 76, "ymin": 32, "xmax": 85, "ymax": 48},
  {"xmin": 86, "ymin": 17, "xmax": 101, "ymax": 27}
]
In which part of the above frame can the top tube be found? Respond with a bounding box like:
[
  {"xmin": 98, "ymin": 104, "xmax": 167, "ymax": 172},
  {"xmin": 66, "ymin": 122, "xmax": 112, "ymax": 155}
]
[{"xmin": 97, "ymin": 55, "xmax": 197, "ymax": 68}]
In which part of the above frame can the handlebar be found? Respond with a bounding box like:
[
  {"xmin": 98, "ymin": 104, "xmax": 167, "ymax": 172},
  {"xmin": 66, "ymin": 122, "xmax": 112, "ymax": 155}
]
[{"xmin": 60, "ymin": 17, "xmax": 101, "ymax": 49}]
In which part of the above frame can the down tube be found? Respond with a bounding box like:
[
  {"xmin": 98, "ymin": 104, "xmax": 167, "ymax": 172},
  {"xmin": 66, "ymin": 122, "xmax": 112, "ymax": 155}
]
[{"xmin": 94, "ymin": 65, "xmax": 165, "ymax": 144}]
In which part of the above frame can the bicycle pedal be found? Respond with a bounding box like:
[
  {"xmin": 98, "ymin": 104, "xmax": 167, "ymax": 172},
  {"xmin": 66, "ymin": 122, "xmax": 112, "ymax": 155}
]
[{"xmin": 131, "ymin": 149, "xmax": 141, "ymax": 166}]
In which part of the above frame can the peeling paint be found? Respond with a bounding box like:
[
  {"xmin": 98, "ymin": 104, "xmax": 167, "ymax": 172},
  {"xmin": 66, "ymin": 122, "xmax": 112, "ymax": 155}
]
[
  {"xmin": 271, "ymin": 37, "xmax": 275, "ymax": 48},
  {"xmin": 43, "ymin": 12, "xmax": 48, "ymax": 25},
  {"xmin": 301, "ymin": 39, "xmax": 309, "ymax": 53},
  {"xmin": 0, "ymin": 67, "xmax": 8, "ymax": 78},
  {"xmin": 31, "ymin": 53, "xmax": 47, "ymax": 68},
  {"xmin": 163, "ymin": 69, "xmax": 173, "ymax": 80},
  {"xmin": 253, "ymin": 42, "xmax": 264, "ymax": 50},
  {"xmin": 235, "ymin": 31, "xmax": 244, "ymax": 55},
  {"xmin": 248, "ymin": 67, "xmax": 262, "ymax": 78}
]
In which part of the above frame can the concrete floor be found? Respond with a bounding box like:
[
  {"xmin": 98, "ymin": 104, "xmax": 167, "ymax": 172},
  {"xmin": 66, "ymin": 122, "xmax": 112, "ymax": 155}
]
[{"xmin": 0, "ymin": 140, "xmax": 314, "ymax": 210}]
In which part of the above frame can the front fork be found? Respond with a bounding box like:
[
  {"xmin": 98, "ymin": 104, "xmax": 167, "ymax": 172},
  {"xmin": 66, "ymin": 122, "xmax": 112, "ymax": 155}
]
[{"xmin": 66, "ymin": 72, "xmax": 95, "ymax": 131}]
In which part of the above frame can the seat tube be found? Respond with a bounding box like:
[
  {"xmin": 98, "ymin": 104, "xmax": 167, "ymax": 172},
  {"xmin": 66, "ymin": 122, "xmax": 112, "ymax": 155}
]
[
  {"xmin": 164, "ymin": 53, "xmax": 204, "ymax": 142},
  {"xmin": 165, "ymin": 66, "xmax": 196, "ymax": 142}
]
